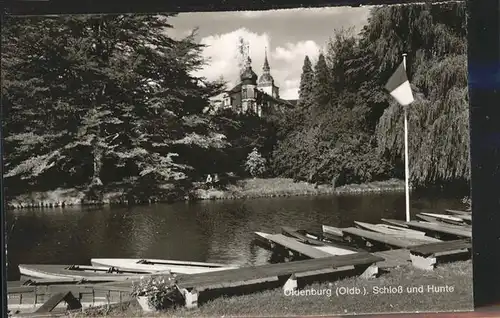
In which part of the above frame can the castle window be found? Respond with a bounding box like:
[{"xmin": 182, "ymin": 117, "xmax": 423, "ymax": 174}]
[{"xmin": 242, "ymin": 89, "xmax": 247, "ymax": 99}]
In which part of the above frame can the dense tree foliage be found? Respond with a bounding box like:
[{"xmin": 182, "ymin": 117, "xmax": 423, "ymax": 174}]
[
  {"xmin": 297, "ymin": 56, "xmax": 314, "ymax": 108},
  {"xmin": 270, "ymin": 2, "xmax": 469, "ymax": 190},
  {"xmin": 2, "ymin": 15, "xmax": 232, "ymax": 202},
  {"xmin": 2, "ymin": 3, "xmax": 470, "ymax": 204}
]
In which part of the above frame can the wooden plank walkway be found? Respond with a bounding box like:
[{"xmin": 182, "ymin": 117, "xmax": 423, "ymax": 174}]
[
  {"xmin": 373, "ymin": 249, "xmax": 410, "ymax": 269},
  {"xmin": 405, "ymin": 221, "xmax": 471, "ymax": 238},
  {"xmin": 410, "ymin": 239, "xmax": 471, "ymax": 257},
  {"xmin": 409, "ymin": 239, "xmax": 471, "ymax": 270},
  {"xmin": 341, "ymin": 227, "xmax": 434, "ymax": 249},
  {"xmin": 99, "ymin": 252, "xmax": 382, "ymax": 309},
  {"xmin": 174, "ymin": 252, "xmax": 382, "ymax": 307},
  {"xmin": 176, "ymin": 252, "xmax": 382, "ymax": 290}
]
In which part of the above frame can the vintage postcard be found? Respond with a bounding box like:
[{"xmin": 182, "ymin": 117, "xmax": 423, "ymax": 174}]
[{"xmin": 2, "ymin": 2, "xmax": 472, "ymax": 316}]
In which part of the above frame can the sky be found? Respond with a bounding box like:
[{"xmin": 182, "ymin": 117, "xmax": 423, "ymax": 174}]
[{"xmin": 166, "ymin": 7, "xmax": 371, "ymax": 100}]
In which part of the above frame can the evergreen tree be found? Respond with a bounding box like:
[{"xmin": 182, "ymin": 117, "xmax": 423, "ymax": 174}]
[
  {"xmin": 311, "ymin": 53, "xmax": 331, "ymax": 108},
  {"xmin": 298, "ymin": 56, "xmax": 314, "ymax": 108},
  {"xmin": 2, "ymin": 15, "xmax": 226, "ymax": 201},
  {"xmin": 269, "ymin": 2, "xmax": 468, "ymax": 188}
]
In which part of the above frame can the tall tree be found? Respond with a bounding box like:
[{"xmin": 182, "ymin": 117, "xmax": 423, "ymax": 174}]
[
  {"xmin": 311, "ymin": 53, "xmax": 331, "ymax": 109},
  {"xmin": 298, "ymin": 55, "xmax": 314, "ymax": 108},
  {"xmin": 2, "ymin": 14, "xmax": 226, "ymax": 201}
]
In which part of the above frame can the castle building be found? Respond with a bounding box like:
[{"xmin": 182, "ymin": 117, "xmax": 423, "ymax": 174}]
[{"xmin": 207, "ymin": 50, "xmax": 296, "ymax": 117}]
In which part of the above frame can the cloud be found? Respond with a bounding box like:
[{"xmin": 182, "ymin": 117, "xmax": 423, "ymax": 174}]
[
  {"xmin": 273, "ymin": 41, "xmax": 321, "ymax": 63},
  {"xmin": 196, "ymin": 29, "xmax": 321, "ymax": 100},
  {"xmin": 237, "ymin": 7, "xmax": 369, "ymax": 20},
  {"xmin": 194, "ymin": 28, "xmax": 270, "ymax": 89}
]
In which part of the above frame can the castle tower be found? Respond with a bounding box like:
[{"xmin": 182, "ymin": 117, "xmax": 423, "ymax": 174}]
[
  {"xmin": 257, "ymin": 48, "xmax": 279, "ymax": 99},
  {"xmin": 240, "ymin": 55, "xmax": 258, "ymax": 114}
]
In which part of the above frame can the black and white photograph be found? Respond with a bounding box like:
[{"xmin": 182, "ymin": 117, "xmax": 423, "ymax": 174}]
[{"xmin": 2, "ymin": 2, "xmax": 473, "ymax": 316}]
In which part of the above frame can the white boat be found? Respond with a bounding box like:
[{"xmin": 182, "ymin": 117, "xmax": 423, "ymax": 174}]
[
  {"xmin": 18, "ymin": 264, "xmax": 147, "ymax": 282},
  {"xmin": 444, "ymin": 210, "xmax": 472, "ymax": 222},
  {"xmin": 90, "ymin": 258, "xmax": 238, "ymax": 275},
  {"xmin": 420, "ymin": 212, "xmax": 464, "ymax": 222},
  {"xmin": 445, "ymin": 209, "xmax": 471, "ymax": 215}
]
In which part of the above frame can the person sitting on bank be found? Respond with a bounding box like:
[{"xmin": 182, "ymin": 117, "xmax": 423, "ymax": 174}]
[{"xmin": 206, "ymin": 174, "xmax": 213, "ymax": 189}]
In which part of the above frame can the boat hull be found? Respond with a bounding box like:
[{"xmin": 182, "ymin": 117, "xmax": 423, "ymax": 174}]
[
  {"xmin": 18, "ymin": 264, "xmax": 142, "ymax": 282},
  {"xmin": 255, "ymin": 231, "xmax": 356, "ymax": 256},
  {"xmin": 354, "ymin": 221, "xmax": 441, "ymax": 243},
  {"xmin": 90, "ymin": 258, "xmax": 237, "ymax": 275}
]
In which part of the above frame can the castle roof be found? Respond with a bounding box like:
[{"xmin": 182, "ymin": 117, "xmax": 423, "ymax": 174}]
[
  {"xmin": 240, "ymin": 56, "xmax": 258, "ymax": 84},
  {"xmin": 258, "ymin": 51, "xmax": 275, "ymax": 85}
]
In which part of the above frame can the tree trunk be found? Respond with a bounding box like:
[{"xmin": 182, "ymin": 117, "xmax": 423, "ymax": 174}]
[{"xmin": 91, "ymin": 140, "xmax": 104, "ymax": 187}]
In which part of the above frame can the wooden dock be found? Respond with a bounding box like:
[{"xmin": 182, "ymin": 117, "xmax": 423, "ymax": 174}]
[
  {"xmin": 174, "ymin": 252, "xmax": 383, "ymax": 308},
  {"xmin": 409, "ymin": 239, "xmax": 472, "ymax": 270},
  {"xmin": 373, "ymin": 249, "xmax": 411, "ymax": 269}
]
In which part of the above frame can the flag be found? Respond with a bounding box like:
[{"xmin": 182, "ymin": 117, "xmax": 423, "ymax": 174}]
[{"xmin": 385, "ymin": 61, "xmax": 414, "ymax": 106}]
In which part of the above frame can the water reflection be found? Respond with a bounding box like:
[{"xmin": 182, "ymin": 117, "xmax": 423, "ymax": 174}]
[{"xmin": 6, "ymin": 193, "xmax": 464, "ymax": 280}]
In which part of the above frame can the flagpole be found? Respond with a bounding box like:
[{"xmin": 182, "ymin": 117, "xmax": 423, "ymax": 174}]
[{"xmin": 402, "ymin": 53, "xmax": 410, "ymax": 223}]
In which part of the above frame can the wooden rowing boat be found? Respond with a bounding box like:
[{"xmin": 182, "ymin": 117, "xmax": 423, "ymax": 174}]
[
  {"xmin": 18, "ymin": 264, "xmax": 146, "ymax": 282},
  {"xmin": 280, "ymin": 226, "xmax": 324, "ymax": 246},
  {"xmin": 322, "ymin": 224, "xmax": 345, "ymax": 238},
  {"xmin": 355, "ymin": 221, "xmax": 423, "ymax": 235},
  {"xmin": 381, "ymin": 219, "xmax": 410, "ymax": 228},
  {"xmin": 445, "ymin": 209, "xmax": 471, "ymax": 215},
  {"xmin": 280, "ymin": 226, "xmax": 362, "ymax": 252},
  {"xmin": 416, "ymin": 214, "xmax": 470, "ymax": 227},
  {"xmin": 90, "ymin": 258, "xmax": 238, "ymax": 275},
  {"xmin": 254, "ymin": 231, "xmax": 357, "ymax": 256},
  {"xmin": 353, "ymin": 221, "xmax": 441, "ymax": 243},
  {"xmin": 404, "ymin": 220, "xmax": 471, "ymax": 238},
  {"xmin": 8, "ymin": 282, "xmax": 132, "ymax": 314},
  {"xmin": 444, "ymin": 210, "xmax": 472, "ymax": 222},
  {"xmin": 420, "ymin": 212, "xmax": 465, "ymax": 223}
]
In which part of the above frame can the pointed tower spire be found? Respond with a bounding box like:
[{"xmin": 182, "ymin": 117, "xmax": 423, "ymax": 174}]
[
  {"xmin": 263, "ymin": 47, "xmax": 270, "ymax": 72},
  {"xmin": 258, "ymin": 47, "xmax": 274, "ymax": 86}
]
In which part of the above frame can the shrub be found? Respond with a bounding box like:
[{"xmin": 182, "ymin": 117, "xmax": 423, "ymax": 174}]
[
  {"xmin": 244, "ymin": 147, "xmax": 267, "ymax": 177},
  {"xmin": 131, "ymin": 274, "xmax": 181, "ymax": 310}
]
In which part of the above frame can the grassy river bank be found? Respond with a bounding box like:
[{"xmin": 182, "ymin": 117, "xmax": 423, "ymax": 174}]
[
  {"xmin": 7, "ymin": 178, "xmax": 405, "ymax": 209},
  {"xmin": 73, "ymin": 260, "xmax": 472, "ymax": 317}
]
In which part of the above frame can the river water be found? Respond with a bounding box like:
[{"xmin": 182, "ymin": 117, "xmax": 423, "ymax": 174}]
[{"xmin": 5, "ymin": 193, "xmax": 465, "ymax": 280}]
